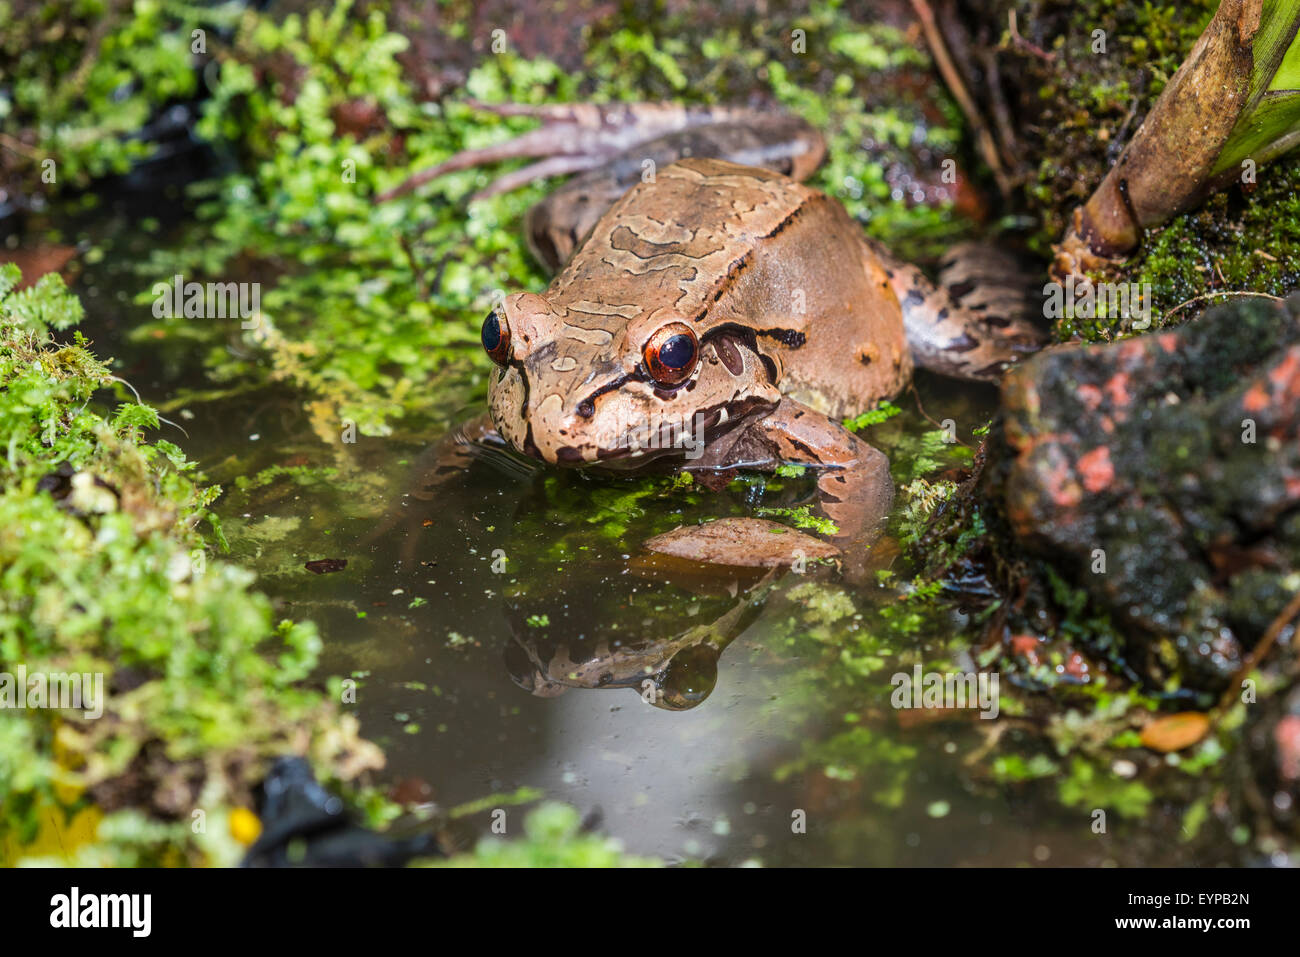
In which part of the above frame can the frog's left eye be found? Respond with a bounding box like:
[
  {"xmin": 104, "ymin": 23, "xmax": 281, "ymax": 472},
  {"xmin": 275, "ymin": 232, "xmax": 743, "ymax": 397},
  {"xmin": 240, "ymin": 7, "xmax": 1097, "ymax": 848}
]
[
  {"xmin": 643, "ymin": 322, "xmax": 698, "ymax": 386},
  {"xmin": 481, "ymin": 309, "xmax": 511, "ymax": 366}
]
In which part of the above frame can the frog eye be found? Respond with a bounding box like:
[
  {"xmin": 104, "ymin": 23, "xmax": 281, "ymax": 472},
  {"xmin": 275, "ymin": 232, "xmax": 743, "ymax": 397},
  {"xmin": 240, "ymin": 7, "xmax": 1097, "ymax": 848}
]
[
  {"xmin": 481, "ymin": 308, "xmax": 511, "ymax": 366},
  {"xmin": 643, "ymin": 322, "xmax": 698, "ymax": 386}
]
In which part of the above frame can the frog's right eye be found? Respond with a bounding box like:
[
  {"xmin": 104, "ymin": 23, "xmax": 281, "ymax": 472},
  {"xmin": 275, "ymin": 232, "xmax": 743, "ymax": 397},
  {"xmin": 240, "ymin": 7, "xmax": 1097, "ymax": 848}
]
[
  {"xmin": 481, "ymin": 309, "xmax": 511, "ymax": 366},
  {"xmin": 643, "ymin": 322, "xmax": 698, "ymax": 386}
]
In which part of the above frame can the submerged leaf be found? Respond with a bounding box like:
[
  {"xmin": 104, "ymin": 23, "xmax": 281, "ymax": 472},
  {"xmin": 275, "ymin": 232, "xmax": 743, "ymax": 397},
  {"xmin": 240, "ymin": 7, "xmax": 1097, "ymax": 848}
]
[{"xmin": 644, "ymin": 517, "xmax": 841, "ymax": 568}]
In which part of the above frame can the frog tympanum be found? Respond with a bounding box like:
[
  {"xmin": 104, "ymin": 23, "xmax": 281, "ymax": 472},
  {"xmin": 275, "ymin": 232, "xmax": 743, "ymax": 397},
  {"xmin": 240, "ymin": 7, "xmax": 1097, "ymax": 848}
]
[{"xmin": 392, "ymin": 103, "xmax": 1044, "ymax": 571}]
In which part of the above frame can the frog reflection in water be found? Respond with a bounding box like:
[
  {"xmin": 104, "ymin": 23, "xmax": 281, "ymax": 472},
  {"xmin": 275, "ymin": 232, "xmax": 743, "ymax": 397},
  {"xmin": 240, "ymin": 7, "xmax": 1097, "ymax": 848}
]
[
  {"xmin": 389, "ymin": 103, "xmax": 1043, "ymax": 574},
  {"xmin": 503, "ymin": 562, "xmax": 776, "ymax": 711}
]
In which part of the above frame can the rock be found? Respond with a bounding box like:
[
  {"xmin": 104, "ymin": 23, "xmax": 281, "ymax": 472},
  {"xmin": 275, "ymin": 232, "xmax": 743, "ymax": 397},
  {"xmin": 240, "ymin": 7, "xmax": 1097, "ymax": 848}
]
[
  {"xmin": 992, "ymin": 295, "xmax": 1300, "ymax": 693},
  {"xmin": 243, "ymin": 757, "xmax": 439, "ymax": 867}
]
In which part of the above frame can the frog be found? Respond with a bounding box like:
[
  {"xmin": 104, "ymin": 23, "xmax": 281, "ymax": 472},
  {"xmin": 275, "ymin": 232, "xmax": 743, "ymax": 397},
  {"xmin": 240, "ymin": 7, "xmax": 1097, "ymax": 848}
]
[{"xmin": 387, "ymin": 102, "xmax": 1044, "ymax": 571}]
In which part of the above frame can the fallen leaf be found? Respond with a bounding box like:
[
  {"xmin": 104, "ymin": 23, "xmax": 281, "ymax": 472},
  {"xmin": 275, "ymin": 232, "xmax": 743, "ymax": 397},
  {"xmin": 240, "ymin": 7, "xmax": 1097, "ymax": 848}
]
[{"xmin": 1140, "ymin": 712, "xmax": 1210, "ymax": 753}]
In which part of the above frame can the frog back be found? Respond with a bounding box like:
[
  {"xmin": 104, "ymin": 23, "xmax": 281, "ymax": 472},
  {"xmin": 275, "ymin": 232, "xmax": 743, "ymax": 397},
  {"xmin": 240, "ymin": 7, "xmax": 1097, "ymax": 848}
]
[{"xmin": 545, "ymin": 157, "xmax": 910, "ymax": 417}]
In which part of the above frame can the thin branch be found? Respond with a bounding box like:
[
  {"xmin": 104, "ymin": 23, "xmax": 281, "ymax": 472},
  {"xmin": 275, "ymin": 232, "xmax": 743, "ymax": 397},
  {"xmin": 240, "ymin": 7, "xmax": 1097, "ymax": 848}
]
[
  {"xmin": 909, "ymin": 0, "xmax": 1012, "ymax": 198},
  {"xmin": 0, "ymin": 133, "xmax": 40, "ymax": 159},
  {"xmin": 1217, "ymin": 589, "xmax": 1300, "ymax": 713},
  {"xmin": 1008, "ymin": 9, "xmax": 1055, "ymax": 62},
  {"xmin": 908, "ymin": 381, "xmax": 972, "ymax": 449},
  {"xmin": 1162, "ymin": 290, "xmax": 1284, "ymax": 323}
]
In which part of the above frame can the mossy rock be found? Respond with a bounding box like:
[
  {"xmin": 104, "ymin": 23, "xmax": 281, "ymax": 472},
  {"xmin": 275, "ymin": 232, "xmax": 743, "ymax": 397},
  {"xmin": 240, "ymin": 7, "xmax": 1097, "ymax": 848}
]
[{"xmin": 991, "ymin": 294, "xmax": 1300, "ymax": 696}]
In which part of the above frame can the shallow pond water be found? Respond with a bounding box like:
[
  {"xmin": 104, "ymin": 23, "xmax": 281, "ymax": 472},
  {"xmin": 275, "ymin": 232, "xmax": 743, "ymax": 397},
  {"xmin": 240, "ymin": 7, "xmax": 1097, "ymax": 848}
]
[{"xmin": 36, "ymin": 187, "xmax": 1217, "ymax": 868}]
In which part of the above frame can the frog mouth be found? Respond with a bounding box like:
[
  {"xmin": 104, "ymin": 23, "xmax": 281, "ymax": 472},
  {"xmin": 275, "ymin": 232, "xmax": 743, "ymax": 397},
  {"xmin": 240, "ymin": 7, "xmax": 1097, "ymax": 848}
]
[{"xmin": 584, "ymin": 398, "xmax": 775, "ymax": 469}]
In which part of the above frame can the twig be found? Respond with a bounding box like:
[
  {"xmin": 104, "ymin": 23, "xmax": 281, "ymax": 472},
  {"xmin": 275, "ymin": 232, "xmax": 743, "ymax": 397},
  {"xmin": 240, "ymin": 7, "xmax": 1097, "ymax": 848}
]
[
  {"xmin": 977, "ymin": 47, "xmax": 1021, "ymax": 173},
  {"xmin": 1217, "ymin": 589, "xmax": 1300, "ymax": 713},
  {"xmin": 908, "ymin": 380, "xmax": 971, "ymax": 449},
  {"xmin": 399, "ymin": 234, "xmax": 429, "ymax": 300},
  {"xmin": 1008, "ymin": 10, "xmax": 1055, "ymax": 62},
  {"xmin": 1107, "ymin": 95, "xmax": 1142, "ymax": 164},
  {"xmin": 1162, "ymin": 290, "xmax": 1284, "ymax": 324},
  {"xmin": 909, "ymin": 0, "xmax": 1012, "ymax": 198},
  {"xmin": 0, "ymin": 133, "xmax": 39, "ymax": 159}
]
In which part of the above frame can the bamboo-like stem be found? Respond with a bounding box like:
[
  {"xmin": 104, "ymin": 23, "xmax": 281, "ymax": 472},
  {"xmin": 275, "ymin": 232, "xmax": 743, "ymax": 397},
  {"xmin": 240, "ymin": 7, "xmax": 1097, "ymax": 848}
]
[{"xmin": 1054, "ymin": 0, "xmax": 1300, "ymax": 280}]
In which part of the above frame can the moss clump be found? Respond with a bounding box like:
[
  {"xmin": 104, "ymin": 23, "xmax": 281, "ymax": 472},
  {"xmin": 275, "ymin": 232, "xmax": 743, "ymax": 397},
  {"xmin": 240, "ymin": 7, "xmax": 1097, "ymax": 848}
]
[
  {"xmin": 981, "ymin": 0, "xmax": 1218, "ymax": 251},
  {"xmin": 0, "ymin": 264, "xmax": 383, "ymax": 866},
  {"xmin": 0, "ymin": 1, "xmax": 239, "ymax": 202},
  {"xmin": 972, "ymin": 0, "xmax": 1300, "ymax": 340}
]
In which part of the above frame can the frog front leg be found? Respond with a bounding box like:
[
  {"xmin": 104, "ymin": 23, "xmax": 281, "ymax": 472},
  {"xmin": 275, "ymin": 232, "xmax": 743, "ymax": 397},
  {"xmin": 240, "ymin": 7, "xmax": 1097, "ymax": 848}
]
[
  {"xmin": 757, "ymin": 399, "xmax": 894, "ymax": 554},
  {"xmin": 647, "ymin": 399, "xmax": 893, "ymax": 576},
  {"xmin": 364, "ymin": 413, "xmax": 522, "ymax": 562}
]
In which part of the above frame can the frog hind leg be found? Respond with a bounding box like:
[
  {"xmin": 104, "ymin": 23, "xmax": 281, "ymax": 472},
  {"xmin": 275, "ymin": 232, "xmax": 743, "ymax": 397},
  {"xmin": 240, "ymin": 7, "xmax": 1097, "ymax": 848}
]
[
  {"xmin": 875, "ymin": 238, "xmax": 1048, "ymax": 382},
  {"xmin": 646, "ymin": 399, "xmax": 893, "ymax": 580},
  {"xmin": 377, "ymin": 102, "xmax": 803, "ymax": 202}
]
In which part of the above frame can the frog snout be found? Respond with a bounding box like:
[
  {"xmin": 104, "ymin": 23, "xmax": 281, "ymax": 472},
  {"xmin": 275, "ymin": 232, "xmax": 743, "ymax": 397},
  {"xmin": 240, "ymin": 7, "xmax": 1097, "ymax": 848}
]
[
  {"xmin": 526, "ymin": 392, "xmax": 596, "ymax": 465},
  {"xmin": 486, "ymin": 365, "xmax": 530, "ymax": 457}
]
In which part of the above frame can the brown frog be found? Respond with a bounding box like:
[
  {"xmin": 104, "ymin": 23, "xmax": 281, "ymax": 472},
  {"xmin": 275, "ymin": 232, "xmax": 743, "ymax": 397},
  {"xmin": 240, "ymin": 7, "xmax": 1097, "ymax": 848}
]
[{"xmin": 389, "ymin": 103, "xmax": 1043, "ymax": 568}]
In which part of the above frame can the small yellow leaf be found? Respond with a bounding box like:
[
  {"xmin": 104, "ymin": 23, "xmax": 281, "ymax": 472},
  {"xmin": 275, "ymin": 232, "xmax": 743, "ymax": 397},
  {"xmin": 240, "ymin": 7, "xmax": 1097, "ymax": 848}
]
[{"xmin": 229, "ymin": 807, "xmax": 262, "ymax": 846}]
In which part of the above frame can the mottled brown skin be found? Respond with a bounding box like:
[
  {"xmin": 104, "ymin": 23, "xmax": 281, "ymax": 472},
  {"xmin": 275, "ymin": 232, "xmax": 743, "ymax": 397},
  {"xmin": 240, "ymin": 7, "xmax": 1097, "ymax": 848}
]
[
  {"xmin": 489, "ymin": 158, "xmax": 903, "ymax": 559},
  {"xmin": 524, "ymin": 113, "xmax": 826, "ymax": 271}
]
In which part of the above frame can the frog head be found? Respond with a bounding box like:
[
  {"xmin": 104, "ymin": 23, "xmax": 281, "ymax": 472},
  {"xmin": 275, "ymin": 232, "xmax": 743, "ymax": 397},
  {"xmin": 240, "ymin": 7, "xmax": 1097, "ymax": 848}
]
[{"xmin": 481, "ymin": 291, "xmax": 781, "ymax": 468}]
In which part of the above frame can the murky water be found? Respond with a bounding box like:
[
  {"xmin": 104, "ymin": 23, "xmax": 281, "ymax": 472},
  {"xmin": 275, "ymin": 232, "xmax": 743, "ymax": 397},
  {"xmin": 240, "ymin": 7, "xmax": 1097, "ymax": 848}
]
[{"xmin": 30, "ymin": 187, "xmax": 1212, "ymax": 868}]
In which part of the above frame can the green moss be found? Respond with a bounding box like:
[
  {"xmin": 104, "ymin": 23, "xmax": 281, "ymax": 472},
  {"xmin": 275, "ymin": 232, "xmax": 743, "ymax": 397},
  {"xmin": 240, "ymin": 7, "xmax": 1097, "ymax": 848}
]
[
  {"xmin": 0, "ymin": 1, "xmax": 239, "ymax": 198},
  {"xmin": 0, "ymin": 264, "xmax": 382, "ymax": 866},
  {"xmin": 1053, "ymin": 164, "xmax": 1300, "ymax": 341},
  {"xmin": 1123, "ymin": 164, "xmax": 1300, "ymax": 330},
  {"xmin": 1002, "ymin": 0, "xmax": 1220, "ymax": 252},
  {"xmin": 1058, "ymin": 756, "xmax": 1154, "ymax": 820}
]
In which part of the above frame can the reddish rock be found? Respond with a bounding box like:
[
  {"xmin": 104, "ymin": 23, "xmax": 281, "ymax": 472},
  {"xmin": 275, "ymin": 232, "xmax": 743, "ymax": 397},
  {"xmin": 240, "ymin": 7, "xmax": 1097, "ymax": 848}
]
[{"xmin": 991, "ymin": 295, "xmax": 1300, "ymax": 695}]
